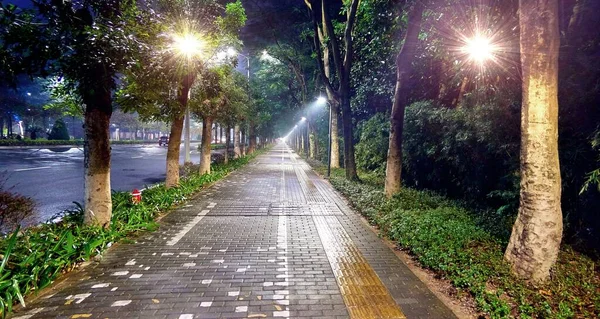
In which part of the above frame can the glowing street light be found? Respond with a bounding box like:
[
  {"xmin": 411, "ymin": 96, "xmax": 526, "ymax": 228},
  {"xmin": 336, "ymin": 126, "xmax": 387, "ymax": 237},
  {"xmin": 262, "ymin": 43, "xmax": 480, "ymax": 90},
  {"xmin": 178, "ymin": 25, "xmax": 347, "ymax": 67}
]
[
  {"xmin": 317, "ymin": 96, "xmax": 327, "ymax": 105},
  {"xmin": 463, "ymin": 35, "xmax": 495, "ymax": 64},
  {"xmin": 172, "ymin": 32, "xmax": 204, "ymax": 60},
  {"xmin": 301, "ymin": 117, "xmax": 306, "ymax": 122},
  {"xmin": 171, "ymin": 30, "xmax": 204, "ymax": 163}
]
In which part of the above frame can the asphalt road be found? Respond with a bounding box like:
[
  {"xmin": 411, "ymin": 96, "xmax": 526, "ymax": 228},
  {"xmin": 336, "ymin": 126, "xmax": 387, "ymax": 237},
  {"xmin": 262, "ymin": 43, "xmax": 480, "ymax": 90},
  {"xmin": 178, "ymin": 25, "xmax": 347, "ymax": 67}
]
[{"xmin": 1, "ymin": 143, "xmax": 204, "ymax": 227}]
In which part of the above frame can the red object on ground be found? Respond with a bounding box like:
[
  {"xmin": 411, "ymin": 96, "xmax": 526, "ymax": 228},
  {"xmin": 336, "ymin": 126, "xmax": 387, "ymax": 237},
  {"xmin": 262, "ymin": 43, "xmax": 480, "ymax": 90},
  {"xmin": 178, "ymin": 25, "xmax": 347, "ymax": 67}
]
[{"xmin": 131, "ymin": 189, "xmax": 142, "ymax": 204}]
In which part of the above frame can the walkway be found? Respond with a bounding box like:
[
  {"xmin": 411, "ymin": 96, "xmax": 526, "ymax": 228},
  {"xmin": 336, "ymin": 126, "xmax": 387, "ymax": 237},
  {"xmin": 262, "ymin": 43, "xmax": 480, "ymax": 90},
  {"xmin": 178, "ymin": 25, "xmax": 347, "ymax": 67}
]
[{"xmin": 12, "ymin": 143, "xmax": 456, "ymax": 319}]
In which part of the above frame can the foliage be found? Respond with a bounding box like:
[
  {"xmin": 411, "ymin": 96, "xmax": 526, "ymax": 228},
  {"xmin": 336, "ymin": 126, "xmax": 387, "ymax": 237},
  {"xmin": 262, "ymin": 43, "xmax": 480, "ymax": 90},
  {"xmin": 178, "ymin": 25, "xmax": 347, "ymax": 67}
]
[
  {"xmin": 0, "ymin": 180, "xmax": 35, "ymax": 234},
  {"xmin": 355, "ymin": 113, "xmax": 389, "ymax": 175},
  {"xmin": 402, "ymin": 101, "xmax": 520, "ymax": 213},
  {"xmin": 47, "ymin": 119, "xmax": 70, "ymax": 141},
  {"xmin": 314, "ymin": 163, "xmax": 600, "ymax": 319},
  {"xmin": 0, "ymin": 150, "xmax": 263, "ymax": 317},
  {"xmin": 581, "ymin": 128, "xmax": 600, "ymax": 194}
]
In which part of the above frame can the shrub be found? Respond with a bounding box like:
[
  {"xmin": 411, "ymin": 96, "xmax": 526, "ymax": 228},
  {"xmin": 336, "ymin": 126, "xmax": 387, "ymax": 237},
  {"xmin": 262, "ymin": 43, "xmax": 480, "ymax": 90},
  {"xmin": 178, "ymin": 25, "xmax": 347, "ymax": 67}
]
[
  {"xmin": 0, "ymin": 181, "xmax": 35, "ymax": 234},
  {"xmin": 402, "ymin": 101, "xmax": 520, "ymax": 211},
  {"xmin": 321, "ymin": 165, "xmax": 600, "ymax": 319},
  {"xmin": 355, "ymin": 113, "xmax": 389, "ymax": 175},
  {"xmin": 47, "ymin": 119, "xmax": 70, "ymax": 140}
]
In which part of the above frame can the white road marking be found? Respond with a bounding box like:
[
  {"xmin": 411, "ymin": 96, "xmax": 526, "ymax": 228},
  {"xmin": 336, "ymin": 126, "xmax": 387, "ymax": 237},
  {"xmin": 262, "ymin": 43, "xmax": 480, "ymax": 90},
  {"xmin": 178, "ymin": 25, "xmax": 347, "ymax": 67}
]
[
  {"xmin": 179, "ymin": 315, "xmax": 194, "ymax": 319},
  {"xmin": 91, "ymin": 283, "xmax": 110, "ymax": 289},
  {"xmin": 200, "ymin": 302, "xmax": 212, "ymax": 307},
  {"xmin": 131, "ymin": 156, "xmax": 143, "ymax": 159},
  {"xmin": 111, "ymin": 300, "xmax": 132, "ymax": 307},
  {"xmin": 166, "ymin": 210, "xmax": 210, "ymax": 246},
  {"xmin": 14, "ymin": 166, "xmax": 51, "ymax": 172},
  {"xmin": 65, "ymin": 293, "xmax": 91, "ymax": 304}
]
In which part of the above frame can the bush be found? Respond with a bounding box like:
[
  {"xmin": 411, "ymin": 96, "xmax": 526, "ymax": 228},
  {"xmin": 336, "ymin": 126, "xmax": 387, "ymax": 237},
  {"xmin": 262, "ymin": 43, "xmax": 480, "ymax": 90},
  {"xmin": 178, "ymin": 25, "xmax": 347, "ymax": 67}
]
[
  {"xmin": 355, "ymin": 113, "xmax": 389, "ymax": 175},
  {"xmin": 0, "ymin": 181, "xmax": 35, "ymax": 234},
  {"xmin": 47, "ymin": 119, "xmax": 70, "ymax": 140},
  {"xmin": 321, "ymin": 165, "xmax": 600, "ymax": 319},
  {"xmin": 403, "ymin": 101, "xmax": 520, "ymax": 213}
]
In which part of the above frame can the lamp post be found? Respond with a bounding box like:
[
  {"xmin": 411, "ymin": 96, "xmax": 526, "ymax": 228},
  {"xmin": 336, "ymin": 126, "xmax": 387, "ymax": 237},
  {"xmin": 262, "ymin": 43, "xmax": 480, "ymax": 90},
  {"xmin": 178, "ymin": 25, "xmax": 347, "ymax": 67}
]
[{"xmin": 171, "ymin": 31, "xmax": 204, "ymax": 164}]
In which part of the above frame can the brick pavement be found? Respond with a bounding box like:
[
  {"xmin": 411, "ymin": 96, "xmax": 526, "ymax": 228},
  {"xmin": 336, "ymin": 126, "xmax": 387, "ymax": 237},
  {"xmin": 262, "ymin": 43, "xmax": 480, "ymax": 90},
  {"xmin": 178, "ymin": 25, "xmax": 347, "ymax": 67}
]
[{"xmin": 11, "ymin": 143, "xmax": 457, "ymax": 319}]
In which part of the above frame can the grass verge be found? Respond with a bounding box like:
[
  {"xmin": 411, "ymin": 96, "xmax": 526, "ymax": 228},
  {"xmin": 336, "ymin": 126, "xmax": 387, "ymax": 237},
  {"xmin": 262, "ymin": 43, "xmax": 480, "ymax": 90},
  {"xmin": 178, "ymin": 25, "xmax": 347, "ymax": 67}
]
[
  {"xmin": 313, "ymin": 164, "xmax": 599, "ymax": 319},
  {"xmin": 0, "ymin": 149, "xmax": 265, "ymax": 317}
]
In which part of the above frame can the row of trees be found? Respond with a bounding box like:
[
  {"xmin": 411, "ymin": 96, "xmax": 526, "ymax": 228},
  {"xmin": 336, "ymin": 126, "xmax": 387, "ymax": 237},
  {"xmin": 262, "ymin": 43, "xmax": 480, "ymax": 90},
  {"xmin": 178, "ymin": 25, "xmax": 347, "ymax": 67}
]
[
  {"xmin": 0, "ymin": 0, "xmax": 277, "ymax": 227},
  {"xmin": 264, "ymin": 0, "xmax": 596, "ymax": 284}
]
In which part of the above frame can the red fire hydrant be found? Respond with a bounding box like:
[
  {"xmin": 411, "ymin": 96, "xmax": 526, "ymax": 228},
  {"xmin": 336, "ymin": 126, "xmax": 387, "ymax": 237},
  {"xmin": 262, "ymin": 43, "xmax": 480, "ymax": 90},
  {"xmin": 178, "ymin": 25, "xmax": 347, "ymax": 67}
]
[{"xmin": 131, "ymin": 189, "xmax": 142, "ymax": 204}]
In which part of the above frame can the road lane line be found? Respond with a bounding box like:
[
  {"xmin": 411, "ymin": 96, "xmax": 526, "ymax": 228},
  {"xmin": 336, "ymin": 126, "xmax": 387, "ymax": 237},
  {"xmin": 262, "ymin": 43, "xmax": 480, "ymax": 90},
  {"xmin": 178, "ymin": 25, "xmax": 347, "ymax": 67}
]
[
  {"xmin": 14, "ymin": 166, "xmax": 51, "ymax": 172},
  {"xmin": 131, "ymin": 156, "xmax": 143, "ymax": 159}
]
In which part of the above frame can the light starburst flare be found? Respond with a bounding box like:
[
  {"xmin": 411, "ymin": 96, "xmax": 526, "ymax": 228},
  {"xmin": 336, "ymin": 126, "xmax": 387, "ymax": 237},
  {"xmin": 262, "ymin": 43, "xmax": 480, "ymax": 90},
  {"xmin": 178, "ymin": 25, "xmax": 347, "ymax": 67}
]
[
  {"xmin": 172, "ymin": 32, "xmax": 204, "ymax": 60},
  {"xmin": 463, "ymin": 35, "xmax": 496, "ymax": 64}
]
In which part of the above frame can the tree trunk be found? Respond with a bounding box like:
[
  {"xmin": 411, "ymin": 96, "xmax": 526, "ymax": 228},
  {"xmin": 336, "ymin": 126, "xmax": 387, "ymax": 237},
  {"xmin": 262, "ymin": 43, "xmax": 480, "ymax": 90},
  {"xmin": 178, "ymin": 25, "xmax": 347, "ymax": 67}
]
[
  {"xmin": 234, "ymin": 124, "xmax": 241, "ymax": 158},
  {"xmin": 224, "ymin": 125, "xmax": 231, "ymax": 164},
  {"xmin": 384, "ymin": 3, "xmax": 424, "ymax": 197},
  {"xmin": 166, "ymin": 115, "xmax": 184, "ymax": 188},
  {"xmin": 505, "ymin": 0, "xmax": 562, "ymax": 283},
  {"xmin": 82, "ymin": 92, "xmax": 113, "ymax": 227},
  {"xmin": 309, "ymin": 124, "xmax": 317, "ymax": 159},
  {"xmin": 248, "ymin": 125, "xmax": 256, "ymax": 154},
  {"xmin": 166, "ymin": 74, "xmax": 192, "ymax": 188},
  {"xmin": 241, "ymin": 127, "xmax": 246, "ymax": 156},
  {"xmin": 199, "ymin": 117, "xmax": 213, "ymax": 175},
  {"xmin": 329, "ymin": 101, "xmax": 340, "ymax": 168}
]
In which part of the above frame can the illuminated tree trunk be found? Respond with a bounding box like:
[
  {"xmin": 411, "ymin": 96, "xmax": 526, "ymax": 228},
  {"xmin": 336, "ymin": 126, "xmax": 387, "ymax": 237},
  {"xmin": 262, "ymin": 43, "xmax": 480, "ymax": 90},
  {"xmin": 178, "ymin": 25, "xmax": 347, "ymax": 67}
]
[
  {"xmin": 309, "ymin": 125, "xmax": 317, "ymax": 159},
  {"xmin": 384, "ymin": 3, "xmax": 423, "ymax": 197},
  {"xmin": 505, "ymin": 0, "xmax": 562, "ymax": 283},
  {"xmin": 224, "ymin": 125, "xmax": 231, "ymax": 164},
  {"xmin": 83, "ymin": 90, "xmax": 112, "ymax": 227},
  {"xmin": 329, "ymin": 100, "xmax": 340, "ymax": 168},
  {"xmin": 166, "ymin": 115, "xmax": 183, "ymax": 188},
  {"xmin": 234, "ymin": 124, "xmax": 241, "ymax": 158},
  {"xmin": 166, "ymin": 74, "xmax": 192, "ymax": 188},
  {"xmin": 199, "ymin": 117, "xmax": 213, "ymax": 175}
]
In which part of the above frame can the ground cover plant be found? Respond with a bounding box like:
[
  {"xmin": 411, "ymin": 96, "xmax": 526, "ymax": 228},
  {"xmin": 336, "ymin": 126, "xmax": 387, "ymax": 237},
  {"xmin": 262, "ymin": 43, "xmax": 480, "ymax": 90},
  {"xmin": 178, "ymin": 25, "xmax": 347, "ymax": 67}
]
[
  {"xmin": 0, "ymin": 150, "xmax": 262, "ymax": 317},
  {"xmin": 312, "ymin": 164, "xmax": 600, "ymax": 319}
]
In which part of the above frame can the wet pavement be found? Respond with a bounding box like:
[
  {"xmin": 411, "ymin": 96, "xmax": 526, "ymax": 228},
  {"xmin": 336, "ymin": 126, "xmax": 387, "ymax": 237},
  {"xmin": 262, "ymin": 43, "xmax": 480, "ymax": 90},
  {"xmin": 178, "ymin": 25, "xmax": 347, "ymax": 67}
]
[{"xmin": 11, "ymin": 143, "xmax": 456, "ymax": 319}]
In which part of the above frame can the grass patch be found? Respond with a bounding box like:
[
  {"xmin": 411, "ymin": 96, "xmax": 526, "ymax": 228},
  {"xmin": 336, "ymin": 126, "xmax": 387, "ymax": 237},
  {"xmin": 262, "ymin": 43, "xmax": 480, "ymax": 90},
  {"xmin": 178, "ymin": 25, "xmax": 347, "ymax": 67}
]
[
  {"xmin": 0, "ymin": 149, "xmax": 264, "ymax": 317},
  {"xmin": 313, "ymin": 164, "xmax": 600, "ymax": 319}
]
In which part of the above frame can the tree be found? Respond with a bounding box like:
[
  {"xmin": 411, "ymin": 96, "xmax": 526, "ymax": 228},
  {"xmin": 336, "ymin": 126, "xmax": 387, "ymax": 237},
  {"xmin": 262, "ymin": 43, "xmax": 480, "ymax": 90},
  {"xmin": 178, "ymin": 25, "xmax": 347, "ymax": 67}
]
[
  {"xmin": 384, "ymin": 2, "xmax": 424, "ymax": 197},
  {"xmin": 504, "ymin": 0, "xmax": 562, "ymax": 283},
  {"xmin": 306, "ymin": 0, "xmax": 361, "ymax": 180},
  {"xmin": 0, "ymin": 0, "xmax": 160, "ymax": 227},
  {"xmin": 119, "ymin": 0, "xmax": 245, "ymax": 186},
  {"xmin": 48, "ymin": 118, "xmax": 69, "ymax": 140}
]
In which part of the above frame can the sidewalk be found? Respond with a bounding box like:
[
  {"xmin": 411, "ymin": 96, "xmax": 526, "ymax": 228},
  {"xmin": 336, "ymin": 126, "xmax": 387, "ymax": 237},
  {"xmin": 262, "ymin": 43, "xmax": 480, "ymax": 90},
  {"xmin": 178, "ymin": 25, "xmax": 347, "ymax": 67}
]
[{"xmin": 12, "ymin": 143, "xmax": 456, "ymax": 319}]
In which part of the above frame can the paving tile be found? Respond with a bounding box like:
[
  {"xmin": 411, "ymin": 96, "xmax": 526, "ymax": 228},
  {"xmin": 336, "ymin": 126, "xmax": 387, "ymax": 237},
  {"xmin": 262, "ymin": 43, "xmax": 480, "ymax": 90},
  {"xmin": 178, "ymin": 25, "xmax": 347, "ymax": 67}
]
[{"xmin": 11, "ymin": 144, "xmax": 456, "ymax": 319}]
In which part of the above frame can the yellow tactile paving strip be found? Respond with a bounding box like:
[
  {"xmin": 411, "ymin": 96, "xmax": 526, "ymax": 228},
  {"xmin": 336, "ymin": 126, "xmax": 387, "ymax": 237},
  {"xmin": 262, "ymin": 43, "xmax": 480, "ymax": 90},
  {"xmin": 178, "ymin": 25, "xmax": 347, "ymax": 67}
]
[{"xmin": 313, "ymin": 215, "xmax": 407, "ymax": 319}]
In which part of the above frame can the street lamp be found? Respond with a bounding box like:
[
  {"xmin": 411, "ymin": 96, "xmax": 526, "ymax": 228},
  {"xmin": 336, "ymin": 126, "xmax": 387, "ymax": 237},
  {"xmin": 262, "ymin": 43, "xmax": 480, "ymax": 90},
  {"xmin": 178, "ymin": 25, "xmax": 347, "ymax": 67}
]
[
  {"xmin": 171, "ymin": 30, "xmax": 205, "ymax": 163},
  {"xmin": 462, "ymin": 34, "xmax": 496, "ymax": 64}
]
